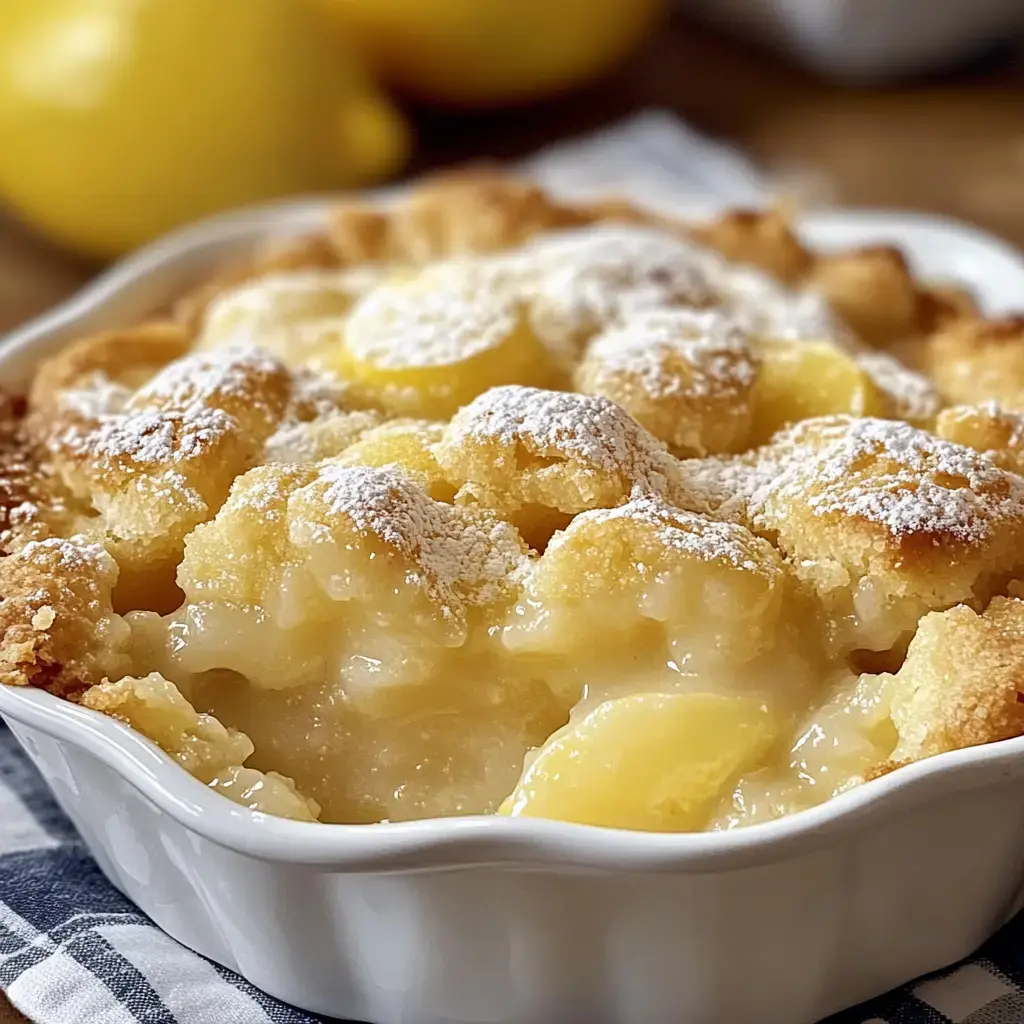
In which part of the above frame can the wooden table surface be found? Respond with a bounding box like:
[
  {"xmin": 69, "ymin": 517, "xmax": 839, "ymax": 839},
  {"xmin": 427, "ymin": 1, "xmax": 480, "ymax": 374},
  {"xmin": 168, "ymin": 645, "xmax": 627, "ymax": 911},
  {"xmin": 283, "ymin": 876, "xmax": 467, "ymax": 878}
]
[{"xmin": 3, "ymin": 12, "xmax": 1024, "ymax": 1023}]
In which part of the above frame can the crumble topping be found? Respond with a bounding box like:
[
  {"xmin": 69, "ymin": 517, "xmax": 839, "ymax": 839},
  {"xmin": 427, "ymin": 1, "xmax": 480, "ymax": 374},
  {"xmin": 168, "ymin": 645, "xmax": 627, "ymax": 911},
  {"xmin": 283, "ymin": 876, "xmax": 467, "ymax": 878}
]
[
  {"xmin": 515, "ymin": 224, "xmax": 722, "ymax": 353},
  {"xmin": 760, "ymin": 416, "xmax": 1024, "ymax": 543},
  {"xmin": 558, "ymin": 495, "xmax": 776, "ymax": 575},
  {"xmin": 59, "ymin": 407, "xmax": 237, "ymax": 468},
  {"xmin": 303, "ymin": 464, "xmax": 531, "ymax": 613},
  {"xmin": 9, "ymin": 170, "xmax": 1024, "ymax": 830},
  {"xmin": 442, "ymin": 385, "xmax": 675, "ymax": 490},
  {"xmin": 135, "ymin": 344, "xmax": 282, "ymax": 408},
  {"xmin": 581, "ymin": 309, "xmax": 756, "ymax": 400}
]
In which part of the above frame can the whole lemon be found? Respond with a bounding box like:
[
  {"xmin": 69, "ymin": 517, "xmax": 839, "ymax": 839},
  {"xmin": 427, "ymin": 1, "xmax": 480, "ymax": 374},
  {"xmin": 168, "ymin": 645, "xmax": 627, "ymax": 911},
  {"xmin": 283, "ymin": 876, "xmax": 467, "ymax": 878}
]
[
  {"xmin": 0, "ymin": 0, "xmax": 410, "ymax": 259},
  {"xmin": 313, "ymin": 0, "xmax": 664, "ymax": 106}
]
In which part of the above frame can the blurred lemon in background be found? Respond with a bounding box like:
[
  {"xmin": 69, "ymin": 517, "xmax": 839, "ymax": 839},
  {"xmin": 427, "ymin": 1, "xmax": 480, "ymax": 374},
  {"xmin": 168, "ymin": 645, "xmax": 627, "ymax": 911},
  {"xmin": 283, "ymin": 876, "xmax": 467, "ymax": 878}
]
[
  {"xmin": 0, "ymin": 0, "xmax": 409, "ymax": 259},
  {"xmin": 313, "ymin": 0, "xmax": 664, "ymax": 106}
]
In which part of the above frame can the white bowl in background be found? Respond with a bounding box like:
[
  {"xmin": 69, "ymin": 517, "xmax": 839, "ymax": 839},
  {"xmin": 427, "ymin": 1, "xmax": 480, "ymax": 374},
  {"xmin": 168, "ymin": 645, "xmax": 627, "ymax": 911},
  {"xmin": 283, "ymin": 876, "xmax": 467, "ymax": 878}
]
[
  {"xmin": 678, "ymin": 0, "xmax": 1024, "ymax": 83},
  {"xmin": 3, "ymin": 197, "xmax": 1024, "ymax": 1024}
]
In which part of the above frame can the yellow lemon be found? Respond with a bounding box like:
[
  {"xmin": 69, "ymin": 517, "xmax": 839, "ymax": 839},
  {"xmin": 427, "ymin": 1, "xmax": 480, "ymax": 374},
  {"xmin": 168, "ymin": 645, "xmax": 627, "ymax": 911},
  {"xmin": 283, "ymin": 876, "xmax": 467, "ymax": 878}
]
[
  {"xmin": 501, "ymin": 693, "xmax": 777, "ymax": 832},
  {"xmin": 0, "ymin": 0, "xmax": 409, "ymax": 259},
  {"xmin": 314, "ymin": 0, "xmax": 664, "ymax": 106}
]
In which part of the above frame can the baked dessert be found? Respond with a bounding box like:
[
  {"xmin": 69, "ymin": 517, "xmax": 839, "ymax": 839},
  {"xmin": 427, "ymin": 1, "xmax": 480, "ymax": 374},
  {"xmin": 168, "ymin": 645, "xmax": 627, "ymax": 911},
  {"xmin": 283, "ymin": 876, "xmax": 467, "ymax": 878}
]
[{"xmin": 4, "ymin": 170, "xmax": 1023, "ymax": 832}]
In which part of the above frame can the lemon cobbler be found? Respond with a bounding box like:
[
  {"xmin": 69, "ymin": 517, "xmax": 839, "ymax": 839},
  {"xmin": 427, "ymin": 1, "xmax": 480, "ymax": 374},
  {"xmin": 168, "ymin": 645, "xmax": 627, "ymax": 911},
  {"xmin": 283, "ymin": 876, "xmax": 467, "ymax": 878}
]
[{"xmin": 4, "ymin": 171, "xmax": 1024, "ymax": 832}]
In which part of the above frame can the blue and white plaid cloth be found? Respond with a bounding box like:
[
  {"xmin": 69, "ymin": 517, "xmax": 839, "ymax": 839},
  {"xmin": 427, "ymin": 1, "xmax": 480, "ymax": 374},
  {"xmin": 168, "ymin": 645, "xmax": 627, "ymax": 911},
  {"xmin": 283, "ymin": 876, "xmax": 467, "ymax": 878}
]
[{"xmin": 4, "ymin": 719, "xmax": 1024, "ymax": 1024}]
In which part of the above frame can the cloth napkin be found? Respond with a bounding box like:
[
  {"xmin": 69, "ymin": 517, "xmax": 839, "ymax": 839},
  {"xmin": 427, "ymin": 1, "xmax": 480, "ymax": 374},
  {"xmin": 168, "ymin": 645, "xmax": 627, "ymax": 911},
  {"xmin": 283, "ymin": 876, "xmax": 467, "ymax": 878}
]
[{"xmin": 3, "ymin": 111, "xmax": 1024, "ymax": 1024}]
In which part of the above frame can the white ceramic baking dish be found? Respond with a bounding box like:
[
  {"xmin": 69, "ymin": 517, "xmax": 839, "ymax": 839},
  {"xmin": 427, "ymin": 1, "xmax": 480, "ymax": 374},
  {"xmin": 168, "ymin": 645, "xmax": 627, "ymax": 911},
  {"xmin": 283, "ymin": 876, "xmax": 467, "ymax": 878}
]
[{"xmin": 3, "ymin": 196, "xmax": 1024, "ymax": 1024}]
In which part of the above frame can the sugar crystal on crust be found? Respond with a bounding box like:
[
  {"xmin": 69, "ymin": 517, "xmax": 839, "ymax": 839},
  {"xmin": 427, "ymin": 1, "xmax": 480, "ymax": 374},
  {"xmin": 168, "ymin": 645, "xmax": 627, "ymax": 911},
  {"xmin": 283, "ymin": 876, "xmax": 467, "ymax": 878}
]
[
  {"xmin": 129, "ymin": 344, "xmax": 290, "ymax": 434},
  {"xmin": 581, "ymin": 310, "xmax": 755, "ymax": 400},
  {"xmin": 46, "ymin": 346, "xmax": 294, "ymax": 612},
  {"xmin": 292, "ymin": 464, "xmax": 531, "ymax": 618},
  {"xmin": 758, "ymin": 415, "xmax": 1024, "ymax": 544},
  {"xmin": 0, "ymin": 536, "xmax": 131, "ymax": 695},
  {"xmin": 867, "ymin": 597, "xmax": 1024, "ymax": 772},
  {"xmin": 514, "ymin": 224, "xmax": 722, "ymax": 357},
  {"xmin": 556, "ymin": 495, "xmax": 780, "ymax": 577},
  {"xmin": 435, "ymin": 385, "xmax": 686, "ymax": 513},
  {"xmin": 753, "ymin": 415, "xmax": 1024, "ymax": 653},
  {"xmin": 576, "ymin": 309, "xmax": 759, "ymax": 456}
]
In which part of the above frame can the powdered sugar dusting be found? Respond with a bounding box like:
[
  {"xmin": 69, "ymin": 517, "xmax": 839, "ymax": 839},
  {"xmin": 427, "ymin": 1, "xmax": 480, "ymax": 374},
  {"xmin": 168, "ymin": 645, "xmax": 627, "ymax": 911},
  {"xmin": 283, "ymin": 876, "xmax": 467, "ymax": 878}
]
[
  {"xmin": 345, "ymin": 263, "xmax": 520, "ymax": 370},
  {"xmin": 559, "ymin": 494, "xmax": 776, "ymax": 574},
  {"xmin": 583, "ymin": 309, "xmax": 757, "ymax": 400},
  {"xmin": 310, "ymin": 464, "xmax": 529, "ymax": 614},
  {"xmin": 758, "ymin": 416, "xmax": 1024, "ymax": 542},
  {"xmin": 53, "ymin": 346, "xmax": 287, "ymax": 471},
  {"xmin": 719, "ymin": 266, "xmax": 850, "ymax": 346},
  {"xmin": 59, "ymin": 408, "xmax": 236, "ymax": 467},
  {"xmin": 857, "ymin": 353, "xmax": 941, "ymax": 421},
  {"xmin": 677, "ymin": 453, "xmax": 781, "ymax": 522},
  {"xmin": 514, "ymin": 224, "xmax": 722, "ymax": 354},
  {"xmin": 132, "ymin": 344, "xmax": 283, "ymax": 415},
  {"xmin": 58, "ymin": 372, "xmax": 132, "ymax": 418},
  {"xmin": 286, "ymin": 368, "xmax": 349, "ymax": 419},
  {"xmin": 448, "ymin": 385, "xmax": 675, "ymax": 488},
  {"xmin": 20, "ymin": 534, "xmax": 117, "ymax": 577},
  {"xmin": 263, "ymin": 409, "xmax": 380, "ymax": 465}
]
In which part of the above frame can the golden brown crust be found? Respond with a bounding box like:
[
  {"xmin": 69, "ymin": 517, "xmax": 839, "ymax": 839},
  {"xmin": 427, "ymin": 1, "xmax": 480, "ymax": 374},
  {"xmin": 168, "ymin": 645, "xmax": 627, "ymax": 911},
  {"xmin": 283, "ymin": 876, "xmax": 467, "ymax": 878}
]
[
  {"xmin": 691, "ymin": 207, "xmax": 813, "ymax": 284},
  {"xmin": 754, "ymin": 415, "xmax": 1024, "ymax": 652},
  {"xmin": 435, "ymin": 384, "xmax": 690, "ymax": 519},
  {"xmin": 81, "ymin": 672, "xmax": 254, "ymax": 782},
  {"xmin": 922, "ymin": 316, "xmax": 1024, "ymax": 409},
  {"xmin": 870, "ymin": 598, "xmax": 1024, "ymax": 772},
  {"xmin": 0, "ymin": 394, "xmax": 76, "ymax": 552},
  {"xmin": 935, "ymin": 403, "xmax": 1024, "ymax": 474},
  {"xmin": 573, "ymin": 196, "xmax": 679, "ymax": 231},
  {"xmin": 574, "ymin": 310, "xmax": 759, "ymax": 457},
  {"xmin": 918, "ymin": 283, "xmax": 979, "ymax": 334},
  {"xmin": 45, "ymin": 347, "xmax": 295, "ymax": 613},
  {"xmin": 175, "ymin": 171, "xmax": 596, "ymax": 333},
  {"xmin": 328, "ymin": 168, "xmax": 592, "ymax": 265},
  {"xmin": 28, "ymin": 321, "xmax": 192, "ymax": 418},
  {"xmin": 0, "ymin": 537, "xmax": 131, "ymax": 695},
  {"xmin": 804, "ymin": 245, "xmax": 921, "ymax": 347}
]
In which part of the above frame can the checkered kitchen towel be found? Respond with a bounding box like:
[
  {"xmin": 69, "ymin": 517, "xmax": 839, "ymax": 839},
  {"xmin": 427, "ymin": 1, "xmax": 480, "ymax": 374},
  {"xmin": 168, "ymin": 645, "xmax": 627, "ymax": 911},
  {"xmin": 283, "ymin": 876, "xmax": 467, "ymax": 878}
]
[{"xmin": 2, "ymin": 112, "xmax": 1024, "ymax": 1024}]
